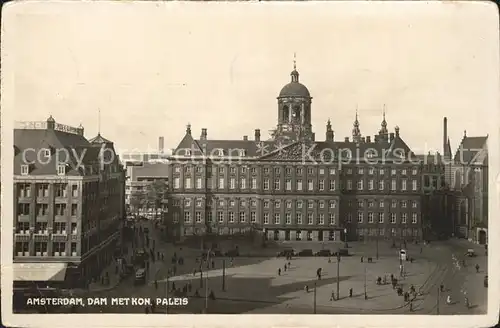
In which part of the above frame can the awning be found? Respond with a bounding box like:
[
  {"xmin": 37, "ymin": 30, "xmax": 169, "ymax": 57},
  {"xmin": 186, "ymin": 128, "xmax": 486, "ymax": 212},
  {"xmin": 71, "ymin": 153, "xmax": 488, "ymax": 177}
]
[{"xmin": 13, "ymin": 263, "xmax": 68, "ymax": 282}]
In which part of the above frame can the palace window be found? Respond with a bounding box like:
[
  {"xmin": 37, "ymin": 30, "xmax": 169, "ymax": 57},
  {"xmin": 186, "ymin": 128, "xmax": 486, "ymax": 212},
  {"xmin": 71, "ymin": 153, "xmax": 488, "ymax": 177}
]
[
  {"xmin": 318, "ymin": 214, "xmax": 325, "ymax": 225},
  {"xmin": 347, "ymin": 180, "xmax": 353, "ymax": 190},
  {"xmin": 230, "ymin": 178, "xmax": 236, "ymax": 189},
  {"xmin": 296, "ymin": 167, "xmax": 303, "ymax": 175},
  {"xmin": 378, "ymin": 213, "xmax": 384, "ymax": 223},
  {"xmin": 229, "ymin": 200, "xmax": 235, "ymax": 207},
  {"xmin": 401, "ymin": 200, "xmax": 407, "ymax": 208},
  {"xmin": 285, "ymin": 213, "xmax": 291, "ymax": 224},
  {"xmin": 286, "ymin": 179, "xmax": 292, "ymax": 190},
  {"xmin": 412, "ymin": 180, "xmax": 418, "ymax": 191},
  {"xmin": 319, "ymin": 168, "xmax": 325, "ymax": 175},
  {"xmin": 358, "ymin": 168, "xmax": 364, "ymax": 175},
  {"xmin": 184, "ymin": 212, "xmax": 191, "ymax": 223},
  {"xmin": 412, "ymin": 200, "xmax": 417, "ymax": 208},
  {"xmin": 239, "ymin": 212, "xmax": 246, "ymax": 223},
  {"xmin": 368, "ymin": 168, "xmax": 374, "ymax": 175},
  {"xmin": 368, "ymin": 200, "xmax": 374, "ymax": 208},
  {"xmin": 263, "ymin": 167, "xmax": 270, "ymax": 174},
  {"xmin": 412, "ymin": 213, "xmax": 418, "ymax": 224},
  {"xmin": 308, "ymin": 168, "xmax": 314, "ymax": 175},
  {"xmin": 368, "ymin": 180, "xmax": 374, "ymax": 190},
  {"xmin": 379, "ymin": 181, "xmax": 384, "ymax": 191},
  {"xmin": 229, "ymin": 212, "xmax": 235, "ymax": 223},
  {"xmin": 401, "ymin": 179, "xmax": 407, "ymax": 191},
  {"xmin": 308, "ymin": 200, "xmax": 314, "ymax": 209},
  {"xmin": 263, "ymin": 179, "xmax": 270, "ymax": 190},
  {"xmin": 379, "ymin": 169, "xmax": 385, "ymax": 175},
  {"xmin": 391, "ymin": 180, "xmax": 396, "ymax": 191},
  {"xmin": 264, "ymin": 200, "xmax": 270, "ymax": 208},
  {"xmin": 329, "ymin": 213, "xmax": 336, "ymax": 225},
  {"xmin": 296, "ymin": 213, "xmax": 302, "ymax": 224},
  {"xmin": 285, "ymin": 167, "xmax": 292, "ymax": 175},
  {"xmin": 391, "ymin": 169, "xmax": 397, "ymax": 175},
  {"xmin": 390, "ymin": 213, "xmax": 396, "ymax": 224},
  {"xmin": 251, "ymin": 177, "xmax": 257, "ymax": 189},
  {"xmin": 329, "ymin": 180, "xmax": 336, "ymax": 190},
  {"xmin": 347, "ymin": 213, "xmax": 352, "ymax": 223},
  {"xmin": 251, "ymin": 212, "xmax": 256, "ymax": 223},
  {"xmin": 274, "ymin": 167, "xmax": 280, "ymax": 175},
  {"xmin": 367, "ymin": 213, "xmax": 374, "ymax": 223},
  {"xmin": 286, "ymin": 201, "xmax": 292, "ymax": 208},
  {"xmin": 307, "ymin": 180, "xmax": 314, "ymax": 191},
  {"xmin": 196, "ymin": 212, "xmax": 202, "ymax": 223},
  {"xmin": 275, "ymin": 200, "xmax": 281, "ymax": 208},
  {"xmin": 218, "ymin": 199, "xmax": 224, "ymax": 207},
  {"xmin": 329, "ymin": 200, "xmax": 336, "ymax": 208},
  {"xmin": 264, "ymin": 213, "xmax": 269, "ymax": 224},
  {"xmin": 307, "ymin": 213, "xmax": 314, "ymax": 225},
  {"xmin": 319, "ymin": 180, "xmax": 325, "ymax": 191},
  {"xmin": 185, "ymin": 177, "xmax": 192, "ymax": 189},
  {"xmin": 357, "ymin": 212, "xmax": 363, "ymax": 223},
  {"xmin": 297, "ymin": 200, "xmax": 303, "ymax": 209},
  {"xmin": 240, "ymin": 178, "xmax": 246, "ymax": 189},
  {"xmin": 402, "ymin": 169, "xmax": 407, "ymax": 175},
  {"xmin": 391, "ymin": 200, "xmax": 397, "ymax": 208},
  {"xmin": 319, "ymin": 201, "xmax": 325, "ymax": 209},
  {"xmin": 379, "ymin": 200, "xmax": 384, "ymax": 208},
  {"xmin": 329, "ymin": 168, "xmax": 336, "ymax": 175},
  {"xmin": 196, "ymin": 178, "xmax": 202, "ymax": 189},
  {"xmin": 412, "ymin": 168, "xmax": 418, "ymax": 175},
  {"xmin": 196, "ymin": 199, "xmax": 202, "ymax": 207},
  {"xmin": 357, "ymin": 180, "xmax": 364, "ymax": 190},
  {"xmin": 251, "ymin": 199, "xmax": 257, "ymax": 207},
  {"xmin": 401, "ymin": 213, "xmax": 407, "ymax": 224},
  {"xmin": 218, "ymin": 212, "xmax": 224, "ymax": 223},
  {"xmin": 174, "ymin": 177, "xmax": 180, "ymax": 189},
  {"xmin": 274, "ymin": 213, "xmax": 280, "ymax": 224},
  {"xmin": 357, "ymin": 200, "xmax": 364, "ymax": 208},
  {"xmin": 297, "ymin": 179, "xmax": 303, "ymax": 191},
  {"xmin": 218, "ymin": 178, "xmax": 224, "ymax": 189}
]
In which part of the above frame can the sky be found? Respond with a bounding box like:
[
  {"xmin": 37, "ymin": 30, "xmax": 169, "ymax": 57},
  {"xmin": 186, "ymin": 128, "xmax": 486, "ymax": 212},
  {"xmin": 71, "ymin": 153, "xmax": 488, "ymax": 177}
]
[{"xmin": 3, "ymin": 1, "xmax": 499, "ymax": 156}]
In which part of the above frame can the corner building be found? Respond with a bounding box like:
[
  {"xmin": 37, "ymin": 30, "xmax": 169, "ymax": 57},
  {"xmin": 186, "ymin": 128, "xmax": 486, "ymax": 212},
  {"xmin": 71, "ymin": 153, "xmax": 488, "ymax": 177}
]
[
  {"xmin": 13, "ymin": 117, "xmax": 125, "ymax": 289},
  {"xmin": 167, "ymin": 64, "xmax": 424, "ymax": 243}
]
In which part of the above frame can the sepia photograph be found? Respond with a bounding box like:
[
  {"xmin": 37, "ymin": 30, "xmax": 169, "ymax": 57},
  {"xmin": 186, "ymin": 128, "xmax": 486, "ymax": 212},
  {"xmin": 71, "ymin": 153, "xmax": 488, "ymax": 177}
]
[{"xmin": 1, "ymin": 1, "xmax": 499, "ymax": 327}]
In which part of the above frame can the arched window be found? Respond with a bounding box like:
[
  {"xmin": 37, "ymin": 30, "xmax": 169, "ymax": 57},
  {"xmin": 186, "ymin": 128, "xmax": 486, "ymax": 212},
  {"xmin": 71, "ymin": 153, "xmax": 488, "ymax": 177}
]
[
  {"xmin": 292, "ymin": 106, "xmax": 301, "ymax": 122},
  {"xmin": 282, "ymin": 105, "xmax": 289, "ymax": 122}
]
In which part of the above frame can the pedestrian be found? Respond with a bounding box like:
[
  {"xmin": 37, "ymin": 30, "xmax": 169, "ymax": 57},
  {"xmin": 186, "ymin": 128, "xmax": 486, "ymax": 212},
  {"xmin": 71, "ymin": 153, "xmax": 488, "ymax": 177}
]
[
  {"xmin": 284, "ymin": 264, "xmax": 287, "ymax": 272},
  {"xmin": 390, "ymin": 274, "xmax": 394, "ymax": 281},
  {"xmin": 212, "ymin": 260, "xmax": 215, "ymax": 269},
  {"xmin": 349, "ymin": 288, "xmax": 353, "ymax": 297},
  {"xmin": 193, "ymin": 269, "xmax": 197, "ymax": 276},
  {"xmin": 157, "ymin": 251, "xmax": 160, "ymax": 259},
  {"xmin": 330, "ymin": 290, "xmax": 335, "ymax": 301},
  {"xmin": 278, "ymin": 268, "xmax": 281, "ymax": 276},
  {"xmin": 171, "ymin": 281, "xmax": 176, "ymax": 292},
  {"xmin": 305, "ymin": 285, "xmax": 309, "ymax": 293},
  {"xmin": 475, "ymin": 264, "xmax": 480, "ymax": 273},
  {"xmin": 328, "ymin": 257, "xmax": 331, "ymax": 263},
  {"xmin": 154, "ymin": 280, "xmax": 158, "ymax": 290},
  {"xmin": 288, "ymin": 261, "xmax": 291, "ymax": 267},
  {"xmin": 410, "ymin": 285, "xmax": 415, "ymax": 294},
  {"xmin": 410, "ymin": 301, "xmax": 413, "ymax": 312},
  {"xmin": 440, "ymin": 284, "xmax": 444, "ymax": 292},
  {"xmin": 361, "ymin": 256, "xmax": 364, "ymax": 263}
]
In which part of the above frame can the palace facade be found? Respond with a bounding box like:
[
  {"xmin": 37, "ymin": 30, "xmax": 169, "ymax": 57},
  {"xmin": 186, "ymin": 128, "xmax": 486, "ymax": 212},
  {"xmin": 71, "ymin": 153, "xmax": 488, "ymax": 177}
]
[{"xmin": 167, "ymin": 64, "xmax": 427, "ymax": 243}]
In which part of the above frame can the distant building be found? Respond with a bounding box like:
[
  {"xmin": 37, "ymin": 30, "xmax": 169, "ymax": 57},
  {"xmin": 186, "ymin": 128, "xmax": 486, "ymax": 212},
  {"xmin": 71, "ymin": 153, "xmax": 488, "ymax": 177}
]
[
  {"xmin": 166, "ymin": 63, "xmax": 427, "ymax": 243},
  {"xmin": 448, "ymin": 130, "xmax": 488, "ymax": 244},
  {"xmin": 13, "ymin": 116, "xmax": 126, "ymax": 289}
]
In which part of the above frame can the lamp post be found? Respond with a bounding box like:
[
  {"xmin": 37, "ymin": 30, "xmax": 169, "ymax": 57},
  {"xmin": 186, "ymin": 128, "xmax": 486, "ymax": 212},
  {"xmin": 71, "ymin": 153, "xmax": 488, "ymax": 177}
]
[
  {"xmin": 364, "ymin": 265, "xmax": 367, "ymax": 300},
  {"xmin": 313, "ymin": 282, "xmax": 317, "ymax": 314},
  {"xmin": 336, "ymin": 252, "xmax": 340, "ymax": 300}
]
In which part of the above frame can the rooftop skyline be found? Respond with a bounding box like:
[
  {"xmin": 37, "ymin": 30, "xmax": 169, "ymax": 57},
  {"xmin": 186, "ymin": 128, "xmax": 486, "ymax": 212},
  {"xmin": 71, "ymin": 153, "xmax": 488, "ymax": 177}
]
[{"xmin": 4, "ymin": 1, "xmax": 498, "ymax": 156}]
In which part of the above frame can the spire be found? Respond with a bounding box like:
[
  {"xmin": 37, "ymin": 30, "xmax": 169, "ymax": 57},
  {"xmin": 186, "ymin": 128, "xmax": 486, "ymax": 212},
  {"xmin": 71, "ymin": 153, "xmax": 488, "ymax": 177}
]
[
  {"xmin": 291, "ymin": 52, "xmax": 299, "ymax": 83},
  {"xmin": 98, "ymin": 108, "xmax": 101, "ymax": 136},
  {"xmin": 379, "ymin": 105, "xmax": 388, "ymax": 136},
  {"xmin": 464, "ymin": 130, "xmax": 467, "ymax": 138},
  {"xmin": 352, "ymin": 107, "xmax": 361, "ymax": 143},
  {"xmin": 326, "ymin": 118, "xmax": 334, "ymax": 142}
]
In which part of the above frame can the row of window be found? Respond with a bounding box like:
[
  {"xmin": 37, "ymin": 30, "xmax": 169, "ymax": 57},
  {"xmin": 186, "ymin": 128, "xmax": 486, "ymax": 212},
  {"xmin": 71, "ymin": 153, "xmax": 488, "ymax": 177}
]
[
  {"xmin": 17, "ymin": 203, "xmax": 79, "ymax": 216},
  {"xmin": 347, "ymin": 212, "xmax": 418, "ymax": 224},
  {"xmin": 173, "ymin": 176, "xmax": 418, "ymax": 192},
  {"xmin": 15, "ymin": 222, "xmax": 78, "ymax": 234},
  {"xmin": 15, "ymin": 241, "xmax": 78, "ymax": 257},
  {"xmin": 177, "ymin": 211, "xmax": 418, "ymax": 225},
  {"xmin": 177, "ymin": 198, "xmax": 418, "ymax": 209},
  {"xmin": 18, "ymin": 183, "xmax": 79, "ymax": 198},
  {"xmin": 174, "ymin": 166, "xmax": 418, "ymax": 176},
  {"xmin": 346, "ymin": 179, "xmax": 418, "ymax": 191},
  {"xmin": 355, "ymin": 227, "xmax": 420, "ymax": 236},
  {"xmin": 179, "ymin": 198, "xmax": 339, "ymax": 209}
]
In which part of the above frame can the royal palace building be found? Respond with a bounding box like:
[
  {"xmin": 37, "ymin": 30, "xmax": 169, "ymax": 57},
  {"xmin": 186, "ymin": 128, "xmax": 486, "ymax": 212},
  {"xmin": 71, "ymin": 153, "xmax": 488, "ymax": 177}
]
[
  {"xmin": 167, "ymin": 63, "xmax": 426, "ymax": 243},
  {"xmin": 13, "ymin": 116, "xmax": 126, "ymax": 289}
]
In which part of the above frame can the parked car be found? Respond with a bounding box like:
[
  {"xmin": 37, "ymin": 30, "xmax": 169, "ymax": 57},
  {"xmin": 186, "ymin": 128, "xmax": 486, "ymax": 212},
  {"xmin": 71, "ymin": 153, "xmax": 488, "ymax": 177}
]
[
  {"xmin": 298, "ymin": 249, "xmax": 314, "ymax": 257},
  {"xmin": 277, "ymin": 249, "xmax": 296, "ymax": 257},
  {"xmin": 466, "ymin": 249, "xmax": 476, "ymax": 257},
  {"xmin": 333, "ymin": 248, "xmax": 349, "ymax": 256},
  {"xmin": 315, "ymin": 249, "xmax": 331, "ymax": 257}
]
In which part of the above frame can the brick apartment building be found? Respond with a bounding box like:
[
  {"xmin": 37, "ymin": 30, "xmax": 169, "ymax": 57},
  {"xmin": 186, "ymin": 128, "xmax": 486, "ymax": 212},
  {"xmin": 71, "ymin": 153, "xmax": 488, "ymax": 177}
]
[{"xmin": 13, "ymin": 116, "xmax": 126, "ymax": 289}]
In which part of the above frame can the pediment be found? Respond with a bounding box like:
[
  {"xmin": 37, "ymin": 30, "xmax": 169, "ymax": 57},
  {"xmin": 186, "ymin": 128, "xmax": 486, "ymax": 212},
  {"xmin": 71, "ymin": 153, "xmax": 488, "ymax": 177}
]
[{"xmin": 259, "ymin": 141, "xmax": 334, "ymax": 162}]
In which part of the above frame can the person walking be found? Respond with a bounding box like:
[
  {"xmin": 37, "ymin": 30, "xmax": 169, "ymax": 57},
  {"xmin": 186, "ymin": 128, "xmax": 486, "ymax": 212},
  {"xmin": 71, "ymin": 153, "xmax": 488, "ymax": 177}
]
[
  {"xmin": 349, "ymin": 288, "xmax": 353, "ymax": 297},
  {"xmin": 278, "ymin": 268, "xmax": 282, "ymax": 276},
  {"xmin": 330, "ymin": 290, "xmax": 335, "ymax": 301},
  {"xmin": 475, "ymin": 264, "xmax": 480, "ymax": 273}
]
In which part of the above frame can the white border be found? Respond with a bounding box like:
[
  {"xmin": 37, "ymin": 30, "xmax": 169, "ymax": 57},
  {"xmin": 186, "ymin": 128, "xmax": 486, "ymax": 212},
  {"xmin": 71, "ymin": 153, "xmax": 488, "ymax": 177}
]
[{"xmin": 2, "ymin": 1, "xmax": 499, "ymax": 327}]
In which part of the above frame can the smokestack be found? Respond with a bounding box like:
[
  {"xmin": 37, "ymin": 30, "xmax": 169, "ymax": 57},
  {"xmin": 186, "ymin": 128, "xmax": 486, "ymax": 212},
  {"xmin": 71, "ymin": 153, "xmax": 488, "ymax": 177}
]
[
  {"xmin": 255, "ymin": 129, "xmax": 261, "ymax": 142},
  {"xmin": 389, "ymin": 133, "xmax": 395, "ymax": 142},
  {"xmin": 443, "ymin": 117, "xmax": 447, "ymax": 156},
  {"xmin": 243, "ymin": 135, "xmax": 248, "ymax": 141},
  {"xmin": 158, "ymin": 136, "xmax": 164, "ymax": 153},
  {"xmin": 344, "ymin": 137, "xmax": 349, "ymax": 142},
  {"xmin": 366, "ymin": 136, "xmax": 371, "ymax": 143},
  {"xmin": 201, "ymin": 128, "xmax": 207, "ymax": 141}
]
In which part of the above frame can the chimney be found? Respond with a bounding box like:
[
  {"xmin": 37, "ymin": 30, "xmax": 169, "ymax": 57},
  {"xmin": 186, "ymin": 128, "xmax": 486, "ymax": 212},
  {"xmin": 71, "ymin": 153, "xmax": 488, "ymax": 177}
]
[
  {"xmin": 344, "ymin": 137, "xmax": 349, "ymax": 142},
  {"xmin": 443, "ymin": 117, "xmax": 448, "ymax": 156},
  {"xmin": 366, "ymin": 136, "xmax": 371, "ymax": 143},
  {"xmin": 46, "ymin": 115, "xmax": 55, "ymax": 130},
  {"xmin": 255, "ymin": 129, "xmax": 261, "ymax": 142},
  {"xmin": 158, "ymin": 136, "xmax": 164, "ymax": 153},
  {"xmin": 200, "ymin": 128, "xmax": 207, "ymax": 141},
  {"xmin": 243, "ymin": 135, "xmax": 248, "ymax": 141},
  {"xmin": 389, "ymin": 133, "xmax": 395, "ymax": 142},
  {"xmin": 361, "ymin": 137, "xmax": 365, "ymax": 143},
  {"xmin": 77, "ymin": 123, "xmax": 84, "ymax": 136}
]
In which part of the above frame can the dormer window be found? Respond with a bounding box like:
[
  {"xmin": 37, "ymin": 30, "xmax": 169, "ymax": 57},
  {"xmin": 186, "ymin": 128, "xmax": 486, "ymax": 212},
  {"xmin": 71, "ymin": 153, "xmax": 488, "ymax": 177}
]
[
  {"xmin": 57, "ymin": 164, "xmax": 66, "ymax": 176},
  {"xmin": 239, "ymin": 150, "xmax": 246, "ymax": 157},
  {"xmin": 185, "ymin": 149, "xmax": 191, "ymax": 156},
  {"xmin": 21, "ymin": 165, "xmax": 29, "ymax": 175},
  {"xmin": 218, "ymin": 149, "xmax": 224, "ymax": 156}
]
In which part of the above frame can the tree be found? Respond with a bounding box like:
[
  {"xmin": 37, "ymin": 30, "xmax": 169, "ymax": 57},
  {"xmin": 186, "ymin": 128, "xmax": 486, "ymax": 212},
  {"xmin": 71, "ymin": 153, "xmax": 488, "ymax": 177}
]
[
  {"xmin": 129, "ymin": 191, "xmax": 146, "ymax": 216},
  {"xmin": 144, "ymin": 180, "xmax": 169, "ymax": 220}
]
